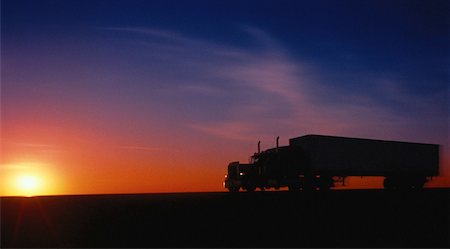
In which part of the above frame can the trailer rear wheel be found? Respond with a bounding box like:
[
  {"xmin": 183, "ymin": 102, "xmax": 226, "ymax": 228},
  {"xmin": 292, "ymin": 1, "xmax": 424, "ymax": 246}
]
[
  {"xmin": 384, "ymin": 176, "xmax": 426, "ymax": 190},
  {"xmin": 383, "ymin": 178, "xmax": 396, "ymax": 190},
  {"xmin": 288, "ymin": 185, "xmax": 300, "ymax": 191}
]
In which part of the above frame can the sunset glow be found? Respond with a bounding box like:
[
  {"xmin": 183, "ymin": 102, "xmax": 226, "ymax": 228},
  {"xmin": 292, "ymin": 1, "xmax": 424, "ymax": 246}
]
[{"xmin": 1, "ymin": 162, "xmax": 61, "ymax": 197}]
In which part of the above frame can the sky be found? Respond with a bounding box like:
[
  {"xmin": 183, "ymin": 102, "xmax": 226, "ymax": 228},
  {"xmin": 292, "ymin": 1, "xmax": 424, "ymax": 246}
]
[{"xmin": 1, "ymin": 0, "xmax": 449, "ymax": 196}]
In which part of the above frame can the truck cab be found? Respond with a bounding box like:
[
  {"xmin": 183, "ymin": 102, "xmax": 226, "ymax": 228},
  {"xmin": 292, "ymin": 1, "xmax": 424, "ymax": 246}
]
[{"xmin": 224, "ymin": 161, "xmax": 258, "ymax": 192}]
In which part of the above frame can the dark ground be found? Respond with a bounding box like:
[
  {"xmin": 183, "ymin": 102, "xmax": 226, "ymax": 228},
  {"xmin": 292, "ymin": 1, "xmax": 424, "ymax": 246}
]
[{"xmin": 1, "ymin": 189, "xmax": 449, "ymax": 248}]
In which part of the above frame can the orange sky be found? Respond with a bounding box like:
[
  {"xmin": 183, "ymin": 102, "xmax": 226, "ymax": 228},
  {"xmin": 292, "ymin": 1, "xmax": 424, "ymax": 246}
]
[{"xmin": 1, "ymin": 117, "xmax": 449, "ymax": 196}]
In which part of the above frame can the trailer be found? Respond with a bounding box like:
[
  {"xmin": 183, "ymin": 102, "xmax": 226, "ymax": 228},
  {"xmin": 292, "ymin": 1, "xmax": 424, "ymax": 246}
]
[{"xmin": 224, "ymin": 134, "xmax": 439, "ymax": 191}]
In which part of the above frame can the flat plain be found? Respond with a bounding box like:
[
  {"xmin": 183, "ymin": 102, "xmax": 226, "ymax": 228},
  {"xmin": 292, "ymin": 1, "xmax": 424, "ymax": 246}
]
[{"xmin": 1, "ymin": 189, "xmax": 449, "ymax": 248}]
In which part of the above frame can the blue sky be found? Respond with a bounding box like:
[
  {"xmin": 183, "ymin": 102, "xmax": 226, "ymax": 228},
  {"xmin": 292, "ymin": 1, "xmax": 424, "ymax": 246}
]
[{"xmin": 3, "ymin": 0, "xmax": 448, "ymax": 146}]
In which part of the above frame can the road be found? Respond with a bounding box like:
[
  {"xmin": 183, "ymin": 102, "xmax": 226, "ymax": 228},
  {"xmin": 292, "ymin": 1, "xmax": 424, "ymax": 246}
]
[{"xmin": 2, "ymin": 189, "xmax": 449, "ymax": 247}]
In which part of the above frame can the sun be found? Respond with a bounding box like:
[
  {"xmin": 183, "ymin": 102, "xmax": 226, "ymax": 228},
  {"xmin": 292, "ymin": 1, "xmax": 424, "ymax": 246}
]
[
  {"xmin": 17, "ymin": 175, "xmax": 40, "ymax": 191},
  {"xmin": 1, "ymin": 162, "xmax": 62, "ymax": 197},
  {"xmin": 14, "ymin": 174, "xmax": 43, "ymax": 197}
]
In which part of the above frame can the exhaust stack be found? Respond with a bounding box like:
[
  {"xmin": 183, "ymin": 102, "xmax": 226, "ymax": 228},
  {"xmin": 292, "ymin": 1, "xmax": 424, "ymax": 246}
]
[
  {"xmin": 257, "ymin": 141, "xmax": 261, "ymax": 153},
  {"xmin": 276, "ymin": 136, "xmax": 279, "ymax": 151}
]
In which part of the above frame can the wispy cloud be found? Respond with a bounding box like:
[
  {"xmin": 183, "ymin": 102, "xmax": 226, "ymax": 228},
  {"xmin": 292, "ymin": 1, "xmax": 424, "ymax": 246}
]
[
  {"xmin": 1, "ymin": 141, "xmax": 68, "ymax": 154},
  {"xmin": 0, "ymin": 162, "xmax": 50, "ymax": 170},
  {"xmin": 2, "ymin": 141, "xmax": 62, "ymax": 149},
  {"xmin": 119, "ymin": 146, "xmax": 164, "ymax": 152},
  {"xmin": 106, "ymin": 26, "xmax": 447, "ymax": 145},
  {"xmin": 188, "ymin": 121, "xmax": 259, "ymax": 142}
]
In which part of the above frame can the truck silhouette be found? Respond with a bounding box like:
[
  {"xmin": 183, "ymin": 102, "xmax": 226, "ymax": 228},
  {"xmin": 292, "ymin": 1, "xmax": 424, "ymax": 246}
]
[{"xmin": 224, "ymin": 134, "xmax": 439, "ymax": 191}]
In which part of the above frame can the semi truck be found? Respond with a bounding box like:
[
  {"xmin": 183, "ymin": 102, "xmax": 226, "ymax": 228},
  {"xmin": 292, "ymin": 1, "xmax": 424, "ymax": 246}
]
[{"xmin": 224, "ymin": 134, "xmax": 439, "ymax": 191}]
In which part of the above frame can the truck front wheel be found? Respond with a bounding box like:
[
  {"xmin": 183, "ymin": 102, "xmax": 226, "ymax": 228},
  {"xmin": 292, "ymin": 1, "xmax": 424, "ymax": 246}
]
[{"xmin": 227, "ymin": 186, "xmax": 239, "ymax": 192}]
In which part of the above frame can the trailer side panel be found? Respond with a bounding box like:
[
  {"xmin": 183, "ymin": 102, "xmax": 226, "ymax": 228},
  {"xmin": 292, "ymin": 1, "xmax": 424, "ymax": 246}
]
[{"xmin": 289, "ymin": 135, "xmax": 439, "ymax": 176}]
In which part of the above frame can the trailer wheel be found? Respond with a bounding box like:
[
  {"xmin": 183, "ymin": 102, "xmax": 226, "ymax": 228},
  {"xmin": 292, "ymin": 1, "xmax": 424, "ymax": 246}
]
[
  {"xmin": 317, "ymin": 175, "xmax": 333, "ymax": 191},
  {"xmin": 288, "ymin": 184, "xmax": 300, "ymax": 191},
  {"xmin": 411, "ymin": 177, "xmax": 426, "ymax": 189},
  {"xmin": 245, "ymin": 185, "xmax": 256, "ymax": 192},
  {"xmin": 383, "ymin": 178, "xmax": 394, "ymax": 190},
  {"xmin": 384, "ymin": 176, "xmax": 426, "ymax": 190},
  {"xmin": 302, "ymin": 174, "xmax": 317, "ymax": 191},
  {"xmin": 411, "ymin": 180, "xmax": 425, "ymax": 189}
]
